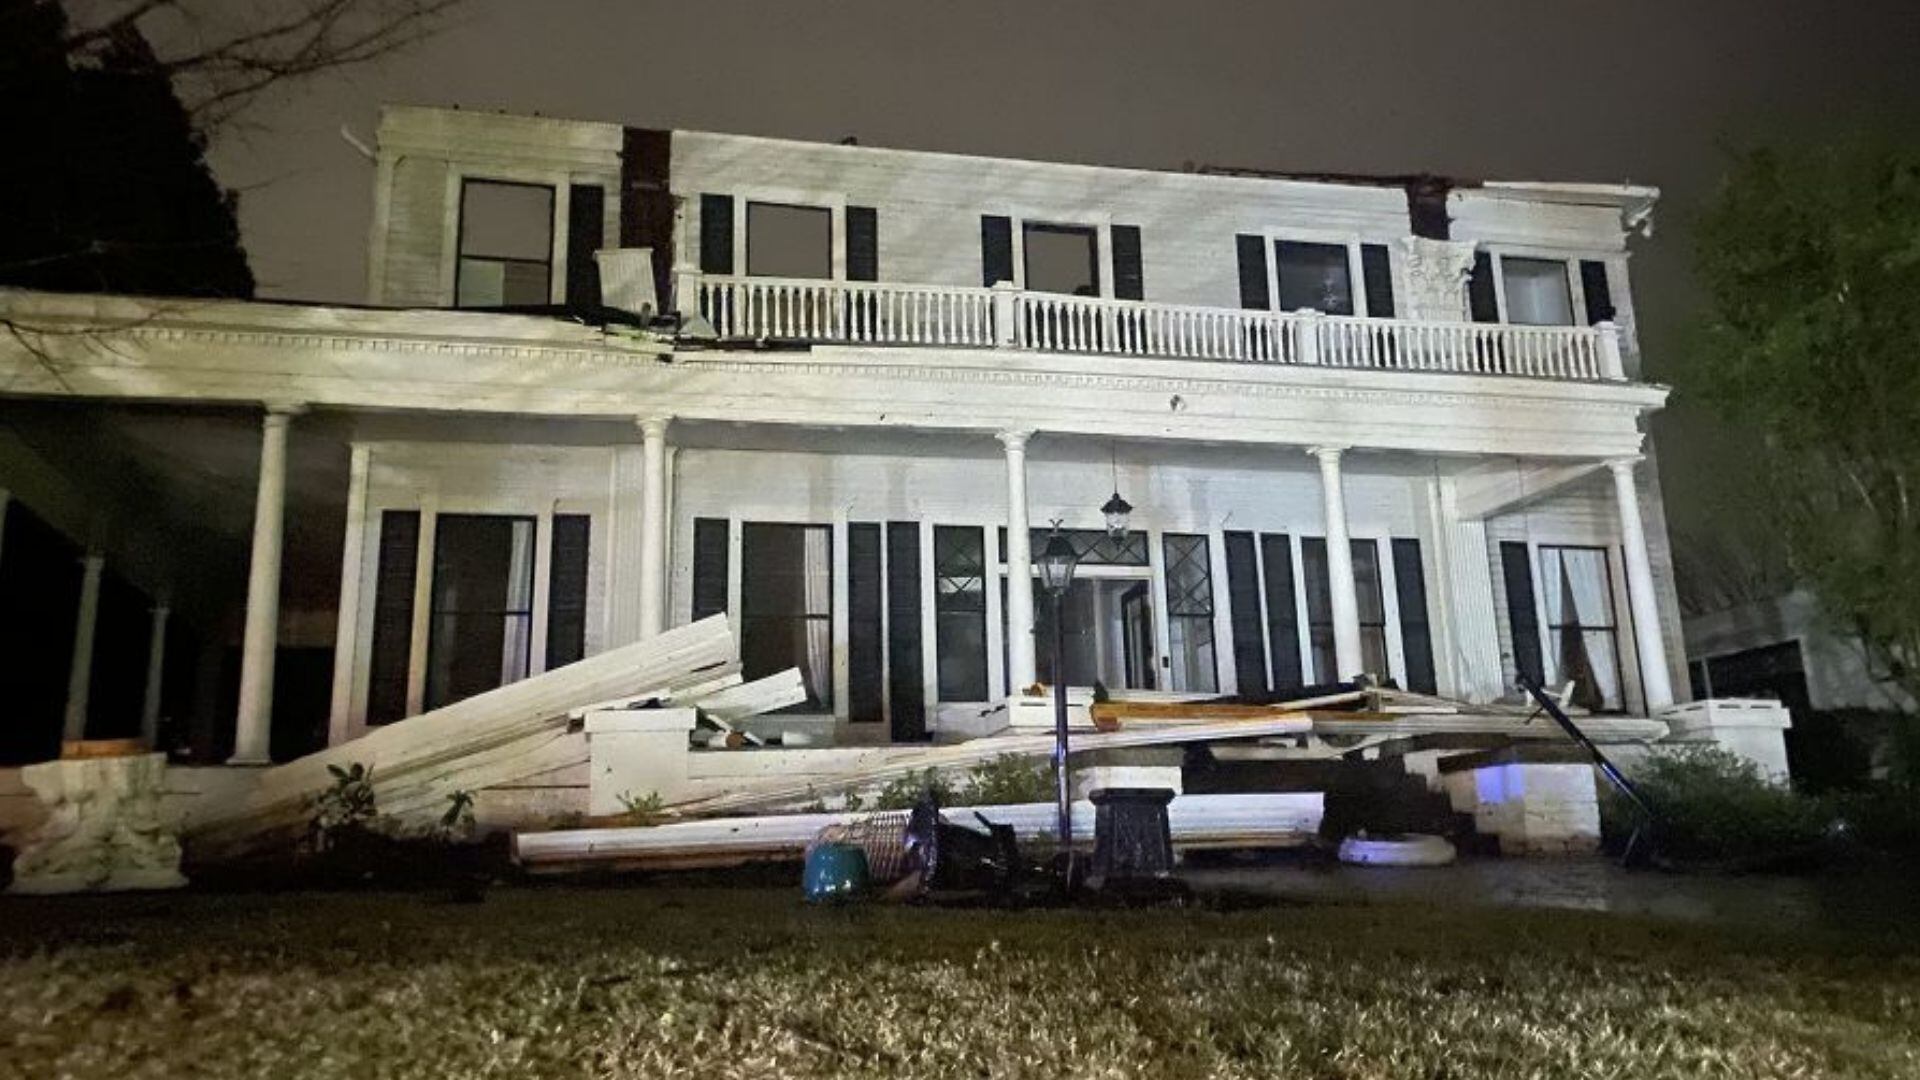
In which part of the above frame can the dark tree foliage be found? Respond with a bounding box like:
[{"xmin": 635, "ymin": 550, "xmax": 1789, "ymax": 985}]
[
  {"xmin": 1681, "ymin": 139, "xmax": 1920, "ymax": 704},
  {"xmin": 0, "ymin": 0, "xmax": 253, "ymax": 297}
]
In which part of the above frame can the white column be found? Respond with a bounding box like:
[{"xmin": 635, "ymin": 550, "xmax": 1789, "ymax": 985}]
[
  {"xmin": 1608, "ymin": 456, "xmax": 1675, "ymax": 711},
  {"xmin": 232, "ymin": 403, "xmax": 302, "ymax": 765},
  {"xmin": 140, "ymin": 602, "xmax": 170, "ymax": 747},
  {"xmin": 636, "ymin": 416, "xmax": 671, "ymax": 640},
  {"xmin": 1000, "ymin": 429, "xmax": 1037, "ymax": 689},
  {"xmin": 61, "ymin": 552, "xmax": 106, "ymax": 743},
  {"xmin": 1310, "ymin": 446, "xmax": 1364, "ymax": 681},
  {"xmin": 326, "ymin": 444, "xmax": 372, "ymax": 745}
]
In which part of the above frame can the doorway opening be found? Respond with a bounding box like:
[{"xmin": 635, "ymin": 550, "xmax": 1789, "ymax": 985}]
[{"xmin": 1034, "ymin": 575, "xmax": 1158, "ymax": 691}]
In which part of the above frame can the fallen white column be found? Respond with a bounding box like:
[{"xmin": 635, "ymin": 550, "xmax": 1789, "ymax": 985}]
[{"xmin": 512, "ymin": 792, "xmax": 1325, "ymax": 871}]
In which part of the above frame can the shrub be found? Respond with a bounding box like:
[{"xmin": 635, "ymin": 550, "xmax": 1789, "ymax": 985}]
[
  {"xmin": 1604, "ymin": 745, "xmax": 1832, "ymax": 864},
  {"xmin": 859, "ymin": 756, "xmax": 1053, "ymax": 811}
]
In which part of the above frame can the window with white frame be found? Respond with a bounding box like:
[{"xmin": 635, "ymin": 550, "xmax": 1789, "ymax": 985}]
[
  {"xmin": 1275, "ymin": 240, "xmax": 1356, "ymax": 315},
  {"xmin": 1537, "ymin": 545, "xmax": 1624, "ymax": 711},
  {"xmin": 1301, "ymin": 537, "xmax": 1389, "ymax": 681},
  {"xmin": 1500, "ymin": 256, "xmax": 1575, "ymax": 326},
  {"xmin": 740, "ymin": 523, "xmax": 834, "ymax": 710},
  {"xmin": 934, "ymin": 525, "xmax": 989, "ymax": 701},
  {"xmin": 456, "ymin": 180, "xmax": 554, "ymax": 308},
  {"xmin": 425, "ymin": 514, "xmax": 538, "ymax": 710},
  {"xmin": 746, "ymin": 202, "xmax": 833, "ymax": 279},
  {"xmin": 1162, "ymin": 533, "xmax": 1219, "ymax": 692},
  {"xmin": 1023, "ymin": 222, "xmax": 1100, "ymax": 296}
]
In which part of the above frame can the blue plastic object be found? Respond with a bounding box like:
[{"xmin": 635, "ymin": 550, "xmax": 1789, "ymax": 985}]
[{"xmin": 802, "ymin": 841, "xmax": 872, "ymax": 903}]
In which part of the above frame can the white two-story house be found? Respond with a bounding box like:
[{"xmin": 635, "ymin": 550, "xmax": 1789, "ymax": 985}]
[{"xmin": 0, "ymin": 105, "xmax": 1684, "ymax": 781}]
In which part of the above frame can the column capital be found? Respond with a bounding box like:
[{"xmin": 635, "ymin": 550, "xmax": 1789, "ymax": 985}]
[
  {"xmin": 1604, "ymin": 455, "xmax": 1644, "ymax": 476},
  {"xmin": 263, "ymin": 401, "xmax": 307, "ymax": 420},
  {"xmin": 1306, "ymin": 445, "xmax": 1349, "ymax": 465},
  {"xmin": 997, "ymin": 429, "xmax": 1035, "ymax": 452},
  {"xmin": 635, "ymin": 415, "xmax": 673, "ymax": 440}
]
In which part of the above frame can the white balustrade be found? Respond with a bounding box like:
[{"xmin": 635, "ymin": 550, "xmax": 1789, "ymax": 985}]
[{"xmin": 690, "ymin": 275, "xmax": 1614, "ymax": 381}]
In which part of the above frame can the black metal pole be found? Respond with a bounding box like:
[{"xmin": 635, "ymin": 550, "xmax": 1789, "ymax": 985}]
[{"xmin": 1051, "ymin": 589, "xmax": 1073, "ymax": 887}]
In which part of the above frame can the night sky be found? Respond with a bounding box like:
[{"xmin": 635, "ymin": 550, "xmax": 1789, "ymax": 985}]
[{"xmin": 201, "ymin": 0, "xmax": 1920, "ymax": 556}]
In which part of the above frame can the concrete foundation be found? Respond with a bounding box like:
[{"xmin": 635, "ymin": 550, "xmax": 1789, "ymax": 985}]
[{"xmin": 1441, "ymin": 748, "xmax": 1601, "ymax": 857}]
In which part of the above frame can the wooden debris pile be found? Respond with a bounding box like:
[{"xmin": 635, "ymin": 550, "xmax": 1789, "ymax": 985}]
[{"xmin": 186, "ymin": 615, "xmax": 788, "ymax": 860}]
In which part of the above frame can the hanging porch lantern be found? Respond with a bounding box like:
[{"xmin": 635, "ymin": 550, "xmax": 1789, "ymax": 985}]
[{"xmin": 1100, "ymin": 490, "xmax": 1133, "ymax": 540}]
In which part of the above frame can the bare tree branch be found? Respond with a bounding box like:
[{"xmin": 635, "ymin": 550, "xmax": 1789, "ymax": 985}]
[{"xmin": 59, "ymin": 0, "xmax": 472, "ymax": 128}]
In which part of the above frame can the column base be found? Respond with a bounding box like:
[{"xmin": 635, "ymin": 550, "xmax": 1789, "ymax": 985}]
[{"xmin": 7, "ymin": 753, "xmax": 188, "ymax": 894}]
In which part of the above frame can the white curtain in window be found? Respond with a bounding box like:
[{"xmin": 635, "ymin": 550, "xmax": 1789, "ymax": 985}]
[
  {"xmin": 1541, "ymin": 547, "xmax": 1621, "ymax": 710},
  {"xmin": 500, "ymin": 519, "xmax": 537, "ymax": 685},
  {"xmin": 803, "ymin": 527, "xmax": 833, "ymax": 706}
]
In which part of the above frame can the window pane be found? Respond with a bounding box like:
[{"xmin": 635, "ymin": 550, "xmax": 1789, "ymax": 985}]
[
  {"xmin": 1501, "ymin": 257, "xmax": 1573, "ymax": 326},
  {"xmin": 1351, "ymin": 540, "xmax": 1384, "ymax": 624},
  {"xmin": 426, "ymin": 515, "xmax": 537, "ymax": 710},
  {"xmin": 741, "ymin": 523, "xmax": 833, "ymax": 710},
  {"xmin": 1539, "ymin": 544, "xmax": 1622, "ymax": 712},
  {"xmin": 1023, "ymin": 223, "xmax": 1099, "ymax": 295},
  {"xmin": 935, "ymin": 526, "xmax": 988, "ymax": 701},
  {"xmin": 461, "ymin": 181, "xmax": 553, "ymax": 260},
  {"xmin": 1300, "ymin": 538, "xmax": 1331, "ymax": 623},
  {"xmin": 747, "ymin": 202, "xmax": 832, "ymax": 279},
  {"xmin": 1276, "ymin": 241, "xmax": 1353, "ymax": 315}
]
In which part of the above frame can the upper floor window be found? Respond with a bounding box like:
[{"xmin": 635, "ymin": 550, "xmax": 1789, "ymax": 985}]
[
  {"xmin": 1275, "ymin": 240, "xmax": 1355, "ymax": 315},
  {"xmin": 456, "ymin": 180, "xmax": 553, "ymax": 308},
  {"xmin": 1469, "ymin": 251, "xmax": 1617, "ymax": 328},
  {"xmin": 1501, "ymin": 256, "xmax": 1575, "ymax": 326},
  {"xmin": 1237, "ymin": 234, "xmax": 1395, "ymax": 318},
  {"xmin": 1023, "ymin": 222, "xmax": 1100, "ymax": 296},
  {"xmin": 747, "ymin": 201, "xmax": 833, "ymax": 279}
]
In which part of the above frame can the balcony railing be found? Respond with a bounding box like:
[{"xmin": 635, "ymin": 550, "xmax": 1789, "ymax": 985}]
[{"xmin": 685, "ymin": 274, "xmax": 1625, "ymax": 382}]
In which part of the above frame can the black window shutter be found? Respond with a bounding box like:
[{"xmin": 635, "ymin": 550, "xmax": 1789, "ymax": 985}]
[
  {"xmin": 1236, "ymin": 234, "xmax": 1270, "ymax": 310},
  {"xmin": 1223, "ymin": 532, "xmax": 1269, "ymax": 698},
  {"xmin": 981, "ymin": 215, "xmax": 1013, "ymax": 286},
  {"xmin": 886, "ymin": 522, "xmax": 926, "ymax": 741},
  {"xmin": 690, "ymin": 517, "xmax": 729, "ymax": 621},
  {"xmin": 847, "ymin": 206, "xmax": 878, "ymax": 282},
  {"xmin": 698, "ymin": 194, "xmax": 734, "ymax": 275},
  {"xmin": 1111, "ymin": 224, "xmax": 1144, "ymax": 300},
  {"xmin": 367, "ymin": 511, "xmax": 420, "ymax": 725},
  {"xmin": 1392, "ymin": 538, "xmax": 1437, "ymax": 694},
  {"xmin": 565, "ymin": 185, "xmax": 605, "ymax": 307},
  {"xmin": 1500, "ymin": 541, "xmax": 1544, "ymax": 686},
  {"xmin": 1259, "ymin": 534, "xmax": 1304, "ymax": 690},
  {"xmin": 848, "ymin": 523, "xmax": 883, "ymax": 722},
  {"xmin": 545, "ymin": 515, "xmax": 591, "ymax": 669},
  {"xmin": 1579, "ymin": 259, "xmax": 1615, "ymax": 324},
  {"xmin": 1468, "ymin": 250, "xmax": 1499, "ymax": 323},
  {"xmin": 1360, "ymin": 243, "xmax": 1395, "ymax": 318}
]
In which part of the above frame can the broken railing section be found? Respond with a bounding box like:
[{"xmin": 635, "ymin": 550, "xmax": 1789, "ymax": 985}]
[{"xmin": 686, "ymin": 273, "xmax": 1625, "ymax": 381}]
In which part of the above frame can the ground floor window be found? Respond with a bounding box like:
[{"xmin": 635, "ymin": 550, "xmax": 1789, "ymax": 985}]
[
  {"xmin": 1162, "ymin": 533, "xmax": 1218, "ymax": 692},
  {"xmin": 425, "ymin": 514, "xmax": 537, "ymax": 710},
  {"xmin": 1301, "ymin": 537, "xmax": 1389, "ymax": 682},
  {"xmin": 740, "ymin": 523, "xmax": 833, "ymax": 710},
  {"xmin": 1538, "ymin": 544, "xmax": 1623, "ymax": 711},
  {"xmin": 934, "ymin": 525, "xmax": 988, "ymax": 701}
]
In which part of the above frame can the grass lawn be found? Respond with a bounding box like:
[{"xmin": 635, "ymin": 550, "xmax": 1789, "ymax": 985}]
[{"xmin": 2, "ymin": 884, "xmax": 1917, "ymax": 1079}]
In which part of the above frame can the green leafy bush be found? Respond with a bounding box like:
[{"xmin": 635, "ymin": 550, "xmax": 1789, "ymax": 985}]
[
  {"xmin": 861, "ymin": 755, "xmax": 1053, "ymax": 810},
  {"xmin": 1604, "ymin": 745, "xmax": 1832, "ymax": 864}
]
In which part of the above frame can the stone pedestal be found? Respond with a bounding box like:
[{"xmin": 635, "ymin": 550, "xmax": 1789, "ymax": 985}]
[
  {"xmin": 7, "ymin": 753, "xmax": 187, "ymax": 893},
  {"xmin": 585, "ymin": 707, "xmax": 698, "ymax": 816},
  {"xmin": 1071, "ymin": 747, "xmax": 1183, "ymax": 801},
  {"xmin": 1656, "ymin": 699, "xmax": 1793, "ymax": 783},
  {"xmin": 1440, "ymin": 747, "xmax": 1601, "ymax": 857}
]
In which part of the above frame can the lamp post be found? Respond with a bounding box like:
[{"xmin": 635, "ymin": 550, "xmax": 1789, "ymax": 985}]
[{"xmin": 1037, "ymin": 525, "xmax": 1080, "ymax": 884}]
